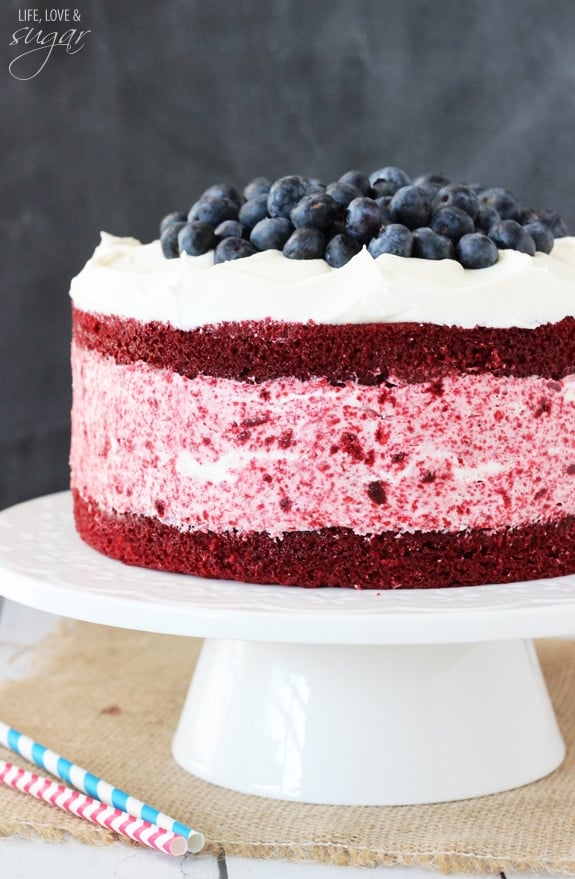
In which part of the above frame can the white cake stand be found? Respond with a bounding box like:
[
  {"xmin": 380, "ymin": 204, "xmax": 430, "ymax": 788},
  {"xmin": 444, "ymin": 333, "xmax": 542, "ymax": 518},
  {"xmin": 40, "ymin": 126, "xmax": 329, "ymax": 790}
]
[{"xmin": 0, "ymin": 492, "xmax": 574, "ymax": 806}]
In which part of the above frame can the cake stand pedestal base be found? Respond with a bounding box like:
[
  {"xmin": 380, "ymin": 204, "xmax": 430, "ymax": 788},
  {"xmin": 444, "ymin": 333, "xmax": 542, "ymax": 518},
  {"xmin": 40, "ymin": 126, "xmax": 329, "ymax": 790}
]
[{"xmin": 172, "ymin": 636, "xmax": 565, "ymax": 805}]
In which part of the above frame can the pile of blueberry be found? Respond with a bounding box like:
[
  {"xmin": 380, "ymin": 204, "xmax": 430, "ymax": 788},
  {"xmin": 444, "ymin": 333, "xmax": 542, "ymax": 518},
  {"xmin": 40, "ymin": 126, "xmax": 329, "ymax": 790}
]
[{"xmin": 159, "ymin": 167, "xmax": 568, "ymax": 270}]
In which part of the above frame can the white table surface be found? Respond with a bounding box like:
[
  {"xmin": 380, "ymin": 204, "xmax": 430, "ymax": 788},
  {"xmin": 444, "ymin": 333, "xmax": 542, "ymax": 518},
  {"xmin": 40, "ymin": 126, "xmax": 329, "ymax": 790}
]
[{"xmin": 0, "ymin": 597, "xmax": 563, "ymax": 879}]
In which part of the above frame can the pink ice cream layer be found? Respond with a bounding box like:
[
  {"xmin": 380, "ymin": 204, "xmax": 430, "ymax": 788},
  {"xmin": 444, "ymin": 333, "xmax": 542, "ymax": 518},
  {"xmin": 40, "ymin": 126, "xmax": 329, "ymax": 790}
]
[{"xmin": 70, "ymin": 344, "xmax": 575, "ymax": 536}]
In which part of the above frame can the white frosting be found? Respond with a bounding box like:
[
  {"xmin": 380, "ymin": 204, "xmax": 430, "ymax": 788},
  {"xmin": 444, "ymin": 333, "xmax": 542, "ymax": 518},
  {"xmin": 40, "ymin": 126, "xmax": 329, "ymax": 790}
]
[{"xmin": 69, "ymin": 232, "xmax": 575, "ymax": 330}]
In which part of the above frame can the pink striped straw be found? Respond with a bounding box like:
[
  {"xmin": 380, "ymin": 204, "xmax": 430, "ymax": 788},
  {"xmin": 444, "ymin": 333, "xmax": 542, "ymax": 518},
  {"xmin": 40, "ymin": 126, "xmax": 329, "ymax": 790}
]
[{"xmin": 0, "ymin": 760, "xmax": 188, "ymax": 857}]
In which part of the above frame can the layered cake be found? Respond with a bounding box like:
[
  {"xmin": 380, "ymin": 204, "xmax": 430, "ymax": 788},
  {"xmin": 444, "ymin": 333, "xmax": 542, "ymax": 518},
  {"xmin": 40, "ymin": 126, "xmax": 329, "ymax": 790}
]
[{"xmin": 70, "ymin": 167, "xmax": 575, "ymax": 588}]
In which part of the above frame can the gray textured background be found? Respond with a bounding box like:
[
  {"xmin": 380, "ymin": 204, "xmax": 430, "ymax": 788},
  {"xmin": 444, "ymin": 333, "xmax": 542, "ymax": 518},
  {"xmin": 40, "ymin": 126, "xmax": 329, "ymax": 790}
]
[{"xmin": 2, "ymin": 0, "xmax": 574, "ymax": 510}]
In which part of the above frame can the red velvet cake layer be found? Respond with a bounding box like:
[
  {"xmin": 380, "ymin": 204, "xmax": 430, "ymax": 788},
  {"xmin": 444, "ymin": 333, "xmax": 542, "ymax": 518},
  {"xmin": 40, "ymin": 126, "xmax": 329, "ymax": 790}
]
[
  {"xmin": 73, "ymin": 309, "xmax": 575, "ymax": 385},
  {"xmin": 74, "ymin": 490, "xmax": 575, "ymax": 590}
]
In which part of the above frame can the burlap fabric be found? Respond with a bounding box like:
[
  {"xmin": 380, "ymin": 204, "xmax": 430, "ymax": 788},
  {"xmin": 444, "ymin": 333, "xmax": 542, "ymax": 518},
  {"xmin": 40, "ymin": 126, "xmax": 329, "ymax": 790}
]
[{"xmin": 1, "ymin": 621, "xmax": 574, "ymax": 872}]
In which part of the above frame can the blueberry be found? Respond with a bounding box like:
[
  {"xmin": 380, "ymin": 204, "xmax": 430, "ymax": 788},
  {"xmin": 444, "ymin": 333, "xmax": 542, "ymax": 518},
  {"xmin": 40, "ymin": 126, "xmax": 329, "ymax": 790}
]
[
  {"xmin": 325, "ymin": 181, "xmax": 363, "ymax": 210},
  {"xmin": 214, "ymin": 219, "xmax": 245, "ymax": 240},
  {"xmin": 344, "ymin": 196, "xmax": 382, "ymax": 242},
  {"xmin": 250, "ymin": 217, "xmax": 293, "ymax": 251},
  {"xmin": 160, "ymin": 222, "xmax": 185, "ymax": 259},
  {"xmin": 367, "ymin": 223, "xmax": 413, "ymax": 258},
  {"xmin": 521, "ymin": 221, "xmax": 554, "ymax": 253},
  {"xmin": 369, "ymin": 166, "xmax": 411, "ymax": 193},
  {"xmin": 200, "ymin": 183, "xmax": 243, "ymax": 209},
  {"xmin": 475, "ymin": 203, "xmax": 500, "ymax": 233},
  {"xmin": 243, "ymin": 176, "xmax": 272, "ymax": 200},
  {"xmin": 159, "ymin": 211, "xmax": 187, "ymax": 235},
  {"xmin": 178, "ymin": 221, "xmax": 216, "ymax": 256},
  {"xmin": 389, "ymin": 185, "xmax": 432, "ymax": 229},
  {"xmin": 432, "ymin": 184, "xmax": 479, "ymax": 220},
  {"xmin": 267, "ymin": 176, "xmax": 310, "ymax": 218},
  {"xmin": 537, "ymin": 209, "xmax": 569, "ymax": 238},
  {"xmin": 304, "ymin": 177, "xmax": 326, "ymax": 194},
  {"xmin": 412, "ymin": 227, "xmax": 454, "ymax": 260},
  {"xmin": 213, "ymin": 237, "xmax": 257, "ymax": 263},
  {"xmin": 325, "ymin": 233, "xmax": 362, "ymax": 267},
  {"xmin": 370, "ymin": 180, "xmax": 397, "ymax": 198},
  {"xmin": 238, "ymin": 194, "xmax": 269, "ymax": 230},
  {"xmin": 290, "ymin": 193, "xmax": 338, "ymax": 230},
  {"xmin": 339, "ymin": 170, "xmax": 371, "ymax": 196},
  {"xmin": 413, "ymin": 172, "xmax": 451, "ymax": 197},
  {"xmin": 188, "ymin": 196, "xmax": 239, "ymax": 227},
  {"xmin": 283, "ymin": 227, "xmax": 326, "ymax": 260},
  {"xmin": 479, "ymin": 187, "xmax": 521, "ymax": 221},
  {"xmin": 489, "ymin": 219, "xmax": 536, "ymax": 255},
  {"xmin": 456, "ymin": 233, "xmax": 499, "ymax": 268},
  {"xmin": 375, "ymin": 196, "xmax": 393, "ymax": 223},
  {"xmin": 429, "ymin": 205, "xmax": 475, "ymax": 242}
]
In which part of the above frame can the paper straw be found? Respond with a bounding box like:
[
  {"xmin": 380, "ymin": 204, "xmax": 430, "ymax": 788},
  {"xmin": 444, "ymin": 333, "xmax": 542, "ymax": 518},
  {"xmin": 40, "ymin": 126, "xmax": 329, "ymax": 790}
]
[
  {"xmin": 0, "ymin": 721, "xmax": 204, "ymax": 853},
  {"xmin": 0, "ymin": 760, "xmax": 187, "ymax": 857}
]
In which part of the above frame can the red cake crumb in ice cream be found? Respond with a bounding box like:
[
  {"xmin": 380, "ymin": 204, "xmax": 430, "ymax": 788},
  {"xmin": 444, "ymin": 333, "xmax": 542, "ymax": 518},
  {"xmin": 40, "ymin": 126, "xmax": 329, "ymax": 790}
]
[{"xmin": 69, "ymin": 168, "xmax": 575, "ymax": 588}]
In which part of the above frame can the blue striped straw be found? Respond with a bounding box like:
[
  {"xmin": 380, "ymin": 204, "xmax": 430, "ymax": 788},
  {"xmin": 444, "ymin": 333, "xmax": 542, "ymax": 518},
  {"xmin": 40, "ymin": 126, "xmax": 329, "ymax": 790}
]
[{"xmin": 0, "ymin": 720, "xmax": 204, "ymax": 853}]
